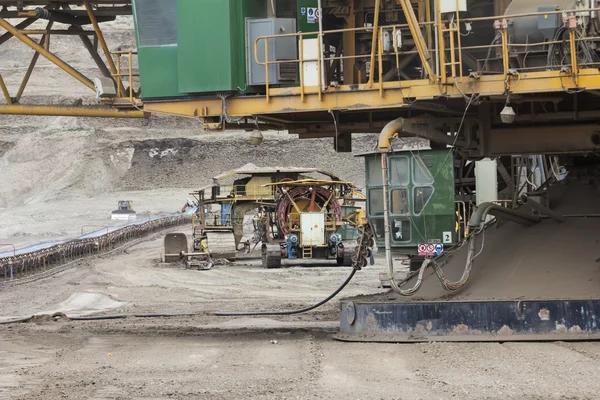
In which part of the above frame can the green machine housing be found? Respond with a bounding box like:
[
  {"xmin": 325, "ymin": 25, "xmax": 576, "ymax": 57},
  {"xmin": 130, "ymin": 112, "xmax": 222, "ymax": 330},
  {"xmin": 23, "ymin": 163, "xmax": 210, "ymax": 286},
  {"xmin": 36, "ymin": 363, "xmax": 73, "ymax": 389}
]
[
  {"xmin": 132, "ymin": 0, "xmax": 311, "ymax": 100},
  {"xmin": 357, "ymin": 149, "xmax": 457, "ymax": 255},
  {"xmin": 132, "ymin": 0, "xmax": 267, "ymax": 99}
]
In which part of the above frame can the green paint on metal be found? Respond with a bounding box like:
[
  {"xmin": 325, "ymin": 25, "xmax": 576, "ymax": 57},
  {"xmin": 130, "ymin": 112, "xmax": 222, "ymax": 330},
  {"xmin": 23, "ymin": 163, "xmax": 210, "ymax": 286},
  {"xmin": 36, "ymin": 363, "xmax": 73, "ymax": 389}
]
[
  {"xmin": 176, "ymin": 0, "xmax": 265, "ymax": 94},
  {"xmin": 137, "ymin": 47, "xmax": 180, "ymax": 98},
  {"xmin": 298, "ymin": 0, "xmax": 319, "ymax": 35},
  {"xmin": 132, "ymin": 0, "xmax": 180, "ymax": 99},
  {"xmin": 360, "ymin": 149, "xmax": 456, "ymax": 253}
]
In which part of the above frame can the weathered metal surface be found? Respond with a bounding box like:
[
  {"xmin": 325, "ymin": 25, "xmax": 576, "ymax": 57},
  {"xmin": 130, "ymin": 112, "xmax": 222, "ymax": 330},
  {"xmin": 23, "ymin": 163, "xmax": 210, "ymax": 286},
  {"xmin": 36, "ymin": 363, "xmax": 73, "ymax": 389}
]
[
  {"xmin": 336, "ymin": 299, "xmax": 600, "ymax": 342},
  {"xmin": 206, "ymin": 231, "xmax": 236, "ymax": 261}
]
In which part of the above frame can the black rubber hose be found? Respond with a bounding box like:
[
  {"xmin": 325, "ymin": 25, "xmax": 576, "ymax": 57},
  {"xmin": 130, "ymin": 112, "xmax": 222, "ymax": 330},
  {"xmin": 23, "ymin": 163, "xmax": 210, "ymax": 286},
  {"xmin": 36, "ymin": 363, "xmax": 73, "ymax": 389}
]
[
  {"xmin": 213, "ymin": 268, "xmax": 357, "ymax": 317},
  {"xmin": 0, "ymin": 269, "xmax": 358, "ymax": 323}
]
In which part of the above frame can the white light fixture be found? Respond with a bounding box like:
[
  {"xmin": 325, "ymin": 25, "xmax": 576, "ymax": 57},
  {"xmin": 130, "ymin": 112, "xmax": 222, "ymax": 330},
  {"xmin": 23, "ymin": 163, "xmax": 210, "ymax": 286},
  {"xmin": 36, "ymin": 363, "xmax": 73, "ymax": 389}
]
[
  {"xmin": 500, "ymin": 105, "xmax": 516, "ymax": 124},
  {"xmin": 249, "ymin": 130, "xmax": 264, "ymax": 145}
]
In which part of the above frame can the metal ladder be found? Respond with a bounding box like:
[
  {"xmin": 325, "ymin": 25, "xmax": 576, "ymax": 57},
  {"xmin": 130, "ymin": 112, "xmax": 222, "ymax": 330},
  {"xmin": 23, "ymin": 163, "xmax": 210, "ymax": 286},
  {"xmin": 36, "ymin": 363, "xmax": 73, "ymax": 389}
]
[{"xmin": 302, "ymin": 246, "xmax": 313, "ymax": 259}]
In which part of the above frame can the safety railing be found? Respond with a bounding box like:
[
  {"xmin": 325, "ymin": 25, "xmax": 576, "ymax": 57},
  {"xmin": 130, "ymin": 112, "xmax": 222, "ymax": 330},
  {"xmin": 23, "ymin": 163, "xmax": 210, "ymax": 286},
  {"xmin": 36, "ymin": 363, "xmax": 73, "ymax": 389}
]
[
  {"xmin": 203, "ymin": 211, "xmax": 233, "ymax": 228},
  {"xmin": 111, "ymin": 49, "xmax": 139, "ymax": 102},
  {"xmin": 252, "ymin": 4, "xmax": 600, "ymax": 101},
  {"xmin": 205, "ymin": 184, "xmax": 276, "ymax": 201}
]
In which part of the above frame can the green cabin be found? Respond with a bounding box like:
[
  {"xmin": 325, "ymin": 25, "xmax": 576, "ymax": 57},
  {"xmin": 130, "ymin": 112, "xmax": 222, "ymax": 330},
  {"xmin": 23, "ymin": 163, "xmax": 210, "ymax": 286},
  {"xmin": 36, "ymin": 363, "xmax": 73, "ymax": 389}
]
[
  {"xmin": 357, "ymin": 149, "xmax": 457, "ymax": 255},
  {"xmin": 131, "ymin": 0, "xmax": 317, "ymax": 99}
]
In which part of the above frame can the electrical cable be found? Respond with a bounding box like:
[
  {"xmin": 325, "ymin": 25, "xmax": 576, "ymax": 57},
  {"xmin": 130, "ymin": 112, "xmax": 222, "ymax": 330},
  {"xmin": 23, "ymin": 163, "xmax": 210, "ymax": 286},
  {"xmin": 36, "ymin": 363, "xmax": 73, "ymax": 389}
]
[
  {"xmin": 1, "ymin": 266, "xmax": 361, "ymax": 323},
  {"xmin": 213, "ymin": 267, "xmax": 358, "ymax": 316}
]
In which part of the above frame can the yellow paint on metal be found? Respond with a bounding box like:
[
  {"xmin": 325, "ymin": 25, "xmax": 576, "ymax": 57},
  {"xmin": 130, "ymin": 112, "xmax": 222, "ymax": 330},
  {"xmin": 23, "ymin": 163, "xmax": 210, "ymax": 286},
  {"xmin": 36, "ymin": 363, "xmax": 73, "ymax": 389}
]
[
  {"xmin": 0, "ymin": 18, "xmax": 95, "ymax": 91},
  {"xmin": 144, "ymin": 68, "xmax": 600, "ymax": 119},
  {"xmin": 265, "ymin": 179, "xmax": 354, "ymax": 187},
  {"xmin": 0, "ymin": 72, "xmax": 12, "ymax": 105},
  {"xmin": 0, "ymin": 105, "xmax": 146, "ymax": 118},
  {"xmin": 83, "ymin": 0, "xmax": 125, "ymax": 94}
]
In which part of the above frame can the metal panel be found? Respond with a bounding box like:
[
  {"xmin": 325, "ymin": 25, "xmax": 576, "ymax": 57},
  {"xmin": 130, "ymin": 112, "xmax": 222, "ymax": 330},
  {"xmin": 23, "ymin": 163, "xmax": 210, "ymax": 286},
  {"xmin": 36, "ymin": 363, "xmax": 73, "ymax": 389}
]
[
  {"xmin": 297, "ymin": 0, "xmax": 319, "ymax": 34},
  {"xmin": 300, "ymin": 212, "xmax": 325, "ymax": 245},
  {"xmin": 177, "ymin": 0, "xmax": 266, "ymax": 94},
  {"xmin": 246, "ymin": 18, "xmax": 298, "ymax": 86},
  {"xmin": 302, "ymin": 38, "xmax": 319, "ymax": 86},
  {"xmin": 338, "ymin": 299, "xmax": 600, "ymax": 342},
  {"xmin": 439, "ymin": 0, "xmax": 467, "ymax": 13},
  {"xmin": 132, "ymin": 0, "xmax": 180, "ymax": 98},
  {"xmin": 475, "ymin": 158, "xmax": 498, "ymax": 206},
  {"xmin": 133, "ymin": 0, "xmax": 177, "ymax": 47}
]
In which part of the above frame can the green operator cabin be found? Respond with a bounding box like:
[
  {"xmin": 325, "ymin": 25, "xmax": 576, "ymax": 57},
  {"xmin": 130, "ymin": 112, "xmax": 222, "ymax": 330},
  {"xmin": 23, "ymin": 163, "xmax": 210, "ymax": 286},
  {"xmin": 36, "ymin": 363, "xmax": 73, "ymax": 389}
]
[
  {"xmin": 358, "ymin": 149, "xmax": 457, "ymax": 254},
  {"xmin": 132, "ymin": 0, "xmax": 320, "ymax": 99}
]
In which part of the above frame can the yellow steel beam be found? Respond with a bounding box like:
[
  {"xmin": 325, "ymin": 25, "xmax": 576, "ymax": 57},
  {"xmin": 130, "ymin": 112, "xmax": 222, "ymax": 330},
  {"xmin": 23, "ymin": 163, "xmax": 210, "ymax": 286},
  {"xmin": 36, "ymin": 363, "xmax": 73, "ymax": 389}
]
[
  {"xmin": 0, "ymin": 72, "xmax": 12, "ymax": 105},
  {"xmin": 0, "ymin": 105, "xmax": 146, "ymax": 118},
  {"xmin": 144, "ymin": 69, "xmax": 600, "ymax": 119},
  {"xmin": 0, "ymin": 17, "xmax": 38, "ymax": 46},
  {"xmin": 342, "ymin": 2, "xmax": 355, "ymax": 85},
  {"xmin": 83, "ymin": 0, "xmax": 125, "ymax": 94},
  {"xmin": 0, "ymin": 18, "xmax": 95, "ymax": 91},
  {"xmin": 396, "ymin": 0, "xmax": 434, "ymax": 80},
  {"xmin": 366, "ymin": 0, "xmax": 381, "ymax": 88},
  {"xmin": 16, "ymin": 20, "xmax": 53, "ymax": 102}
]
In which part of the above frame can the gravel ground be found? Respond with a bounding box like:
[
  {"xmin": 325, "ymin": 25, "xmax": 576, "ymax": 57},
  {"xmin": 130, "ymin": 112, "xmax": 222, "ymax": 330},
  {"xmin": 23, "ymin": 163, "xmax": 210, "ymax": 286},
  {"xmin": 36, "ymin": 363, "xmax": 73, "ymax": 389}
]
[
  {"xmin": 0, "ymin": 234, "xmax": 600, "ymax": 400},
  {"xmin": 2, "ymin": 13, "xmax": 600, "ymax": 400}
]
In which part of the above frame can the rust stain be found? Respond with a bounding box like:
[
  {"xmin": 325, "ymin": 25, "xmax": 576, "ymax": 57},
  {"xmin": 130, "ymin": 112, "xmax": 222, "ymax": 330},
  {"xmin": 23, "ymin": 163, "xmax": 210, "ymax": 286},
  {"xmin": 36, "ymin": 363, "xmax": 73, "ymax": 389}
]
[
  {"xmin": 555, "ymin": 323, "xmax": 568, "ymax": 334},
  {"xmin": 452, "ymin": 324, "xmax": 470, "ymax": 335},
  {"xmin": 497, "ymin": 325, "xmax": 514, "ymax": 336},
  {"xmin": 366, "ymin": 312, "xmax": 377, "ymax": 330},
  {"xmin": 538, "ymin": 308, "xmax": 550, "ymax": 321},
  {"xmin": 569, "ymin": 325, "xmax": 584, "ymax": 334},
  {"xmin": 414, "ymin": 324, "xmax": 425, "ymax": 335}
]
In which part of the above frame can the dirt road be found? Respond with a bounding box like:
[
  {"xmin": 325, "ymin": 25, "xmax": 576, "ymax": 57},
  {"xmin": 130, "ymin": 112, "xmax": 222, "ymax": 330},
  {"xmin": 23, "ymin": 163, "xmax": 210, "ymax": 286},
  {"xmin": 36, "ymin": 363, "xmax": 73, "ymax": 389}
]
[{"xmin": 1, "ymin": 234, "xmax": 600, "ymax": 400}]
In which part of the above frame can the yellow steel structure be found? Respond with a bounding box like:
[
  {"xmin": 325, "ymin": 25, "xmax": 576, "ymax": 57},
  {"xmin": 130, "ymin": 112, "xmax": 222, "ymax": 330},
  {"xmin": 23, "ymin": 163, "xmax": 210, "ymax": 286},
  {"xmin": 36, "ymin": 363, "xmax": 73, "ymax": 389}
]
[
  {"xmin": 146, "ymin": 6, "xmax": 600, "ymax": 118},
  {"xmin": 0, "ymin": 1, "xmax": 600, "ymax": 156}
]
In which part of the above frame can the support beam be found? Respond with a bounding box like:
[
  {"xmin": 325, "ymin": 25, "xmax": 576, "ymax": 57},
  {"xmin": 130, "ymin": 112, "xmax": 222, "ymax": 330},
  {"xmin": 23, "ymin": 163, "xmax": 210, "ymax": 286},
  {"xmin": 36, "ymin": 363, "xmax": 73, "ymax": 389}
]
[
  {"xmin": 342, "ymin": 2, "xmax": 355, "ymax": 85},
  {"xmin": 0, "ymin": 72, "xmax": 12, "ymax": 105},
  {"xmin": 0, "ymin": 105, "xmax": 146, "ymax": 118},
  {"xmin": 396, "ymin": 0, "xmax": 434, "ymax": 80},
  {"xmin": 16, "ymin": 20, "xmax": 54, "ymax": 102},
  {"xmin": 83, "ymin": 0, "xmax": 125, "ymax": 94},
  {"xmin": 0, "ymin": 17, "xmax": 38, "ymax": 46},
  {"xmin": 79, "ymin": 34, "xmax": 112, "ymax": 78},
  {"xmin": 366, "ymin": 0, "xmax": 381, "ymax": 88},
  {"xmin": 0, "ymin": 18, "xmax": 95, "ymax": 91},
  {"xmin": 484, "ymin": 124, "xmax": 600, "ymax": 156}
]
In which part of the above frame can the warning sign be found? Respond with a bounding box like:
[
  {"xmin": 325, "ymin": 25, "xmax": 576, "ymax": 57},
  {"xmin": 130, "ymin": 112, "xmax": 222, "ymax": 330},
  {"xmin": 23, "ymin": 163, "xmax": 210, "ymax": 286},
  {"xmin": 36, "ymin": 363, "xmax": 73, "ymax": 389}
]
[
  {"xmin": 418, "ymin": 243, "xmax": 444, "ymax": 257},
  {"xmin": 307, "ymin": 7, "xmax": 320, "ymax": 24}
]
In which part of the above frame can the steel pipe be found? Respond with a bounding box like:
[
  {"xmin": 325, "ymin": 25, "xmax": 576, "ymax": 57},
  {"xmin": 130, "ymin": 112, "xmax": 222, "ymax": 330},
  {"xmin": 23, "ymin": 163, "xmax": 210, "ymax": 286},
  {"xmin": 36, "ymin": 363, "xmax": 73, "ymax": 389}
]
[{"xmin": 469, "ymin": 202, "xmax": 541, "ymax": 229}]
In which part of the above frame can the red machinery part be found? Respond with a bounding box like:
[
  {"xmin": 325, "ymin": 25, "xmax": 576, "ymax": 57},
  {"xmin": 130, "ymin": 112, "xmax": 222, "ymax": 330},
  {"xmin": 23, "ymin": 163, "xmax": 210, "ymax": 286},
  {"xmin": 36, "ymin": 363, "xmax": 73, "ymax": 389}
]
[{"xmin": 276, "ymin": 186, "xmax": 342, "ymax": 236}]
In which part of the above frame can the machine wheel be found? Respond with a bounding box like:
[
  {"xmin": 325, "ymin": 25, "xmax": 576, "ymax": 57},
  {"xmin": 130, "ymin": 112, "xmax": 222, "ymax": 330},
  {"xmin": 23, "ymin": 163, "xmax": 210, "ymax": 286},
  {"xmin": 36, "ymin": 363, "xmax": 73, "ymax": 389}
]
[
  {"xmin": 262, "ymin": 243, "xmax": 282, "ymax": 269},
  {"xmin": 337, "ymin": 242, "xmax": 355, "ymax": 266}
]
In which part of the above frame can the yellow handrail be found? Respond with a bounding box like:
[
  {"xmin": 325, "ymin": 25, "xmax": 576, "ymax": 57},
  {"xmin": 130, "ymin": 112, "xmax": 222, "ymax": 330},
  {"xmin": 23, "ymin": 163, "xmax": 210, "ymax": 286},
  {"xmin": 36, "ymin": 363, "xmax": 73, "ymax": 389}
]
[{"xmin": 249, "ymin": 5, "xmax": 600, "ymax": 101}]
